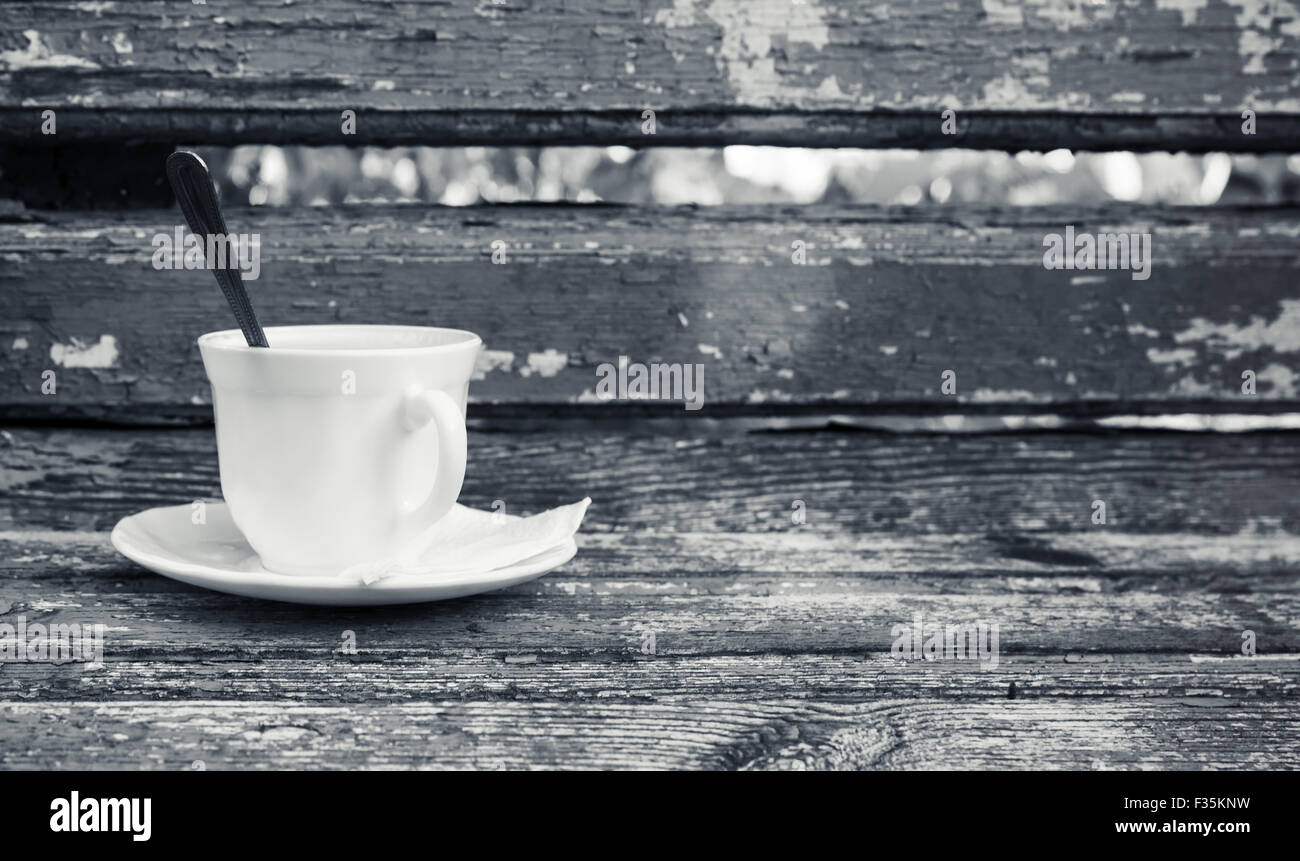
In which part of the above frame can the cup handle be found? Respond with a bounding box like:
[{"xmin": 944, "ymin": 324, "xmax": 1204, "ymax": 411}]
[{"xmin": 400, "ymin": 388, "xmax": 467, "ymax": 530}]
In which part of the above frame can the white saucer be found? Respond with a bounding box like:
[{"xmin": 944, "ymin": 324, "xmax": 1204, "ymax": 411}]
[{"xmin": 111, "ymin": 501, "xmax": 583, "ymax": 606}]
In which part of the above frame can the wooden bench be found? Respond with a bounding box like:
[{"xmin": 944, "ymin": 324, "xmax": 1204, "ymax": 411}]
[{"xmin": 2, "ymin": 0, "xmax": 1299, "ymax": 769}]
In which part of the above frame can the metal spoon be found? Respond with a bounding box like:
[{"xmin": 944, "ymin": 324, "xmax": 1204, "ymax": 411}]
[{"xmin": 165, "ymin": 151, "xmax": 269, "ymax": 347}]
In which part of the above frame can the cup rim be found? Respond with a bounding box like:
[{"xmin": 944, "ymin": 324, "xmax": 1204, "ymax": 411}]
[{"xmin": 198, "ymin": 324, "xmax": 482, "ymax": 357}]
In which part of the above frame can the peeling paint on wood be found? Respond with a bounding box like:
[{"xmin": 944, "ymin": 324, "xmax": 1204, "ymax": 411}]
[
  {"xmin": 2, "ymin": 204, "xmax": 1298, "ymax": 417},
  {"xmin": 1, "ymin": 1, "xmax": 1298, "ymax": 148},
  {"xmin": 3, "ymin": 0, "xmax": 1299, "ymax": 772},
  {"xmin": 48, "ymin": 334, "xmax": 119, "ymax": 369}
]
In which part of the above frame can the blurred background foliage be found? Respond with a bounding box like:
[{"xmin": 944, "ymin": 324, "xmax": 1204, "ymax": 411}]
[{"xmin": 197, "ymin": 146, "xmax": 1300, "ymax": 208}]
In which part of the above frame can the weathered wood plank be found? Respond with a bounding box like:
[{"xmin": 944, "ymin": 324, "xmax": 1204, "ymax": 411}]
[
  {"xmin": 4, "ymin": 204, "xmax": 1299, "ymax": 417},
  {"xmin": 0, "ymin": 559, "xmax": 1294, "ymax": 655},
  {"xmin": 2, "ymin": 1, "xmax": 1299, "ymax": 150},
  {"xmin": 6, "ymin": 109, "xmax": 1300, "ymax": 152},
  {"xmin": 3, "ymin": 700, "xmax": 1296, "ymax": 769},
  {"xmin": 9, "ymin": 526, "xmax": 1300, "ymax": 589},
  {"xmin": 4, "ymin": 418, "xmax": 1298, "ymax": 769},
  {"xmin": 6, "ymin": 651, "xmax": 1298, "ymax": 704},
  {"xmin": 4, "ymin": 530, "xmax": 1299, "ymax": 656},
  {"xmin": 5, "ymin": 425, "xmax": 1300, "ymax": 537},
  {"xmin": 2, "ymin": 565, "xmax": 1295, "ymax": 656}
]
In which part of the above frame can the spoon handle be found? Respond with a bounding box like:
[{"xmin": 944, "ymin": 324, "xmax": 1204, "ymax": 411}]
[{"xmin": 165, "ymin": 151, "xmax": 269, "ymax": 348}]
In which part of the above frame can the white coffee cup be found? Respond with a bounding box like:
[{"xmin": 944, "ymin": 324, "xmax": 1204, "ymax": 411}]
[{"xmin": 198, "ymin": 324, "xmax": 482, "ymax": 575}]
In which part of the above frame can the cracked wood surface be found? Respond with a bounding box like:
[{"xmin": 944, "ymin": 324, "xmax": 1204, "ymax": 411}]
[
  {"xmin": 3, "ymin": 204, "xmax": 1300, "ymax": 420},
  {"xmin": 5, "ymin": 423, "xmax": 1300, "ymax": 536},
  {"xmin": 3, "ymin": 701, "xmax": 1297, "ymax": 770},
  {"xmin": 2, "ymin": 0, "xmax": 1299, "ymax": 149},
  {"xmin": 1, "ymin": 423, "xmax": 1298, "ymax": 768},
  {"xmin": 3, "ymin": 532, "xmax": 1299, "ymax": 655}
]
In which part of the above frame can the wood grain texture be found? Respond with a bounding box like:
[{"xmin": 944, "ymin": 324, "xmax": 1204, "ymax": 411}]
[
  {"xmin": 5, "ymin": 425, "xmax": 1300, "ymax": 537},
  {"xmin": 4, "ymin": 531, "xmax": 1299, "ymax": 656},
  {"xmin": 2, "ymin": 1, "xmax": 1298, "ymax": 150},
  {"xmin": 4, "ymin": 204, "xmax": 1300, "ymax": 419},
  {"xmin": 6, "ymin": 647, "xmax": 1300, "ymax": 704},
  {"xmin": 5, "ymin": 526, "xmax": 1298, "ymax": 767},
  {"xmin": 3, "ymin": 424, "xmax": 1298, "ymax": 769},
  {"xmin": 3, "ymin": 701, "xmax": 1298, "ymax": 770}
]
